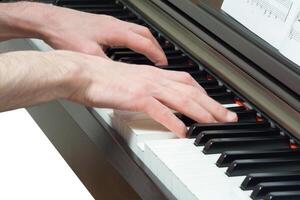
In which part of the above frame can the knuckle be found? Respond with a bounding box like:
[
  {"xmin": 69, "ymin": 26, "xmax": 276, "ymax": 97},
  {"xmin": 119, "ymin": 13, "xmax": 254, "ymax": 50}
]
[
  {"xmin": 141, "ymin": 27, "xmax": 152, "ymax": 35},
  {"xmin": 180, "ymin": 72, "xmax": 194, "ymax": 83}
]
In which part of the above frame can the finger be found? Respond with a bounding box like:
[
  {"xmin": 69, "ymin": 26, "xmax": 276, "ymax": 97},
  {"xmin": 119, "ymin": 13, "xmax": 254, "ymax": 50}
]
[
  {"xmin": 152, "ymin": 85, "xmax": 218, "ymax": 124},
  {"xmin": 160, "ymin": 70, "xmax": 207, "ymax": 94},
  {"xmin": 128, "ymin": 24, "xmax": 162, "ymax": 51},
  {"xmin": 142, "ymin": 97, "xmax": 187, "ymax": 138},
  {"xmin": 105, "ymin": 30, "xmax": 168, "ymax": 65},
  {"xmin": 163, "ymin": 80, "xmax": 237, "ymax": 122}
]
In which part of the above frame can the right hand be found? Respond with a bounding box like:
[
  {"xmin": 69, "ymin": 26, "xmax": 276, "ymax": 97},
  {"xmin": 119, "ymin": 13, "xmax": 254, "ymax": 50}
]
[{"xmin": 50, "ymin": 51, "xmax": 237, "ymax": 138}]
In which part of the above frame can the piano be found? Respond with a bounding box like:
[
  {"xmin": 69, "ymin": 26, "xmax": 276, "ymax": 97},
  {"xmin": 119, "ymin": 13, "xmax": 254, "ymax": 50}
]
[{"xmin": 14, "ymin": 0, "xmax": 300, "ymax": 199}]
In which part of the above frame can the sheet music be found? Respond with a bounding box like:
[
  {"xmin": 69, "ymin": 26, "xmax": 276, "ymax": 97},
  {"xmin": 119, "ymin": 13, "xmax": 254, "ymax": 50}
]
[
  {"xmin": 222, "ymin": 0, "xmax": 300, "ymax": 66},
  {"xmin": 280, "ymin": 13, "xmax": 300, "ymax": 67}
]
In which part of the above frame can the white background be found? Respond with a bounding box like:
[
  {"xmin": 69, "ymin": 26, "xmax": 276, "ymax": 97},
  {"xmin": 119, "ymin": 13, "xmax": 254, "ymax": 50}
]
[{"xmin": 0, "ymin": 109, "xmax": 94, "ymax": 200}]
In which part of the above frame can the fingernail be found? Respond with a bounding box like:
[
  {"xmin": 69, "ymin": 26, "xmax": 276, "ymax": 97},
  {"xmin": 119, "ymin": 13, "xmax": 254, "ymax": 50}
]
[{"xmin": 226, "ymin": 111, "xmax": 238, "ymax": 122}]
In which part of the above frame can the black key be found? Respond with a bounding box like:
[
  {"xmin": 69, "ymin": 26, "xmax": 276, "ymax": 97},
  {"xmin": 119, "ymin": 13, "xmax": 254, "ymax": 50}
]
[
  {"xmin": 58, "ymin": 0, "xmax": 117, "ymax": 6},
  {"xmin": 59, "ymin": 1, "xmax": 120, "ymax": 8},
  {"xmin": 226, "ymin": 157, "xmax": 300, "ymax": 177},
  {"xmin": 251, "ymin": 181, "xmax": 300, "ymax": 200},
  {"xmin": 161, "ymin": 65, "xmax": 198, "ymax": 72},
  {"xmin": 197, "ymin": 79, "xmax": 219, "ymax": 88},
  {"xmin": 80, "ymin": 8, "xmax": 129, "ymax": 15},
  {"xmin": 217, "ymin": 148, "xmax": 298, "ymax": 167},
  {"xmin": 111, "ymin": 50, "xmax": 183, "ymax": 60},
  {"xmin": 187, "ymin": 121, "xmax": 270, "ymax": 138},
  {"xmin": 121, "ymin": 55, "xmax": 190, "ymax": 65},
  {"xmin": 205, "ymin": 86, "xmax": 227, "ymax": 95},
  {"xmin": 125, "ymin": 18, "xmax": 145, "ymax": 25},
  {"xmin": 179, "ymin": 115, "xmax": 195, "ymax": 127},
  {"xmin": 236, "ymin": 110, "xmax": 258, "ymax": 122},
  {"xmin": 204, "ymin": 136, "xmax": 289, "ymax": 154},
  {"xmin": 119, "ymin": 57, "xmax": 154, "ymax": 65},
  {"xmin": 265, "ymin": 191, "xmax": 300, "ymax": 200},
  {"xmin": 190, "ymin": 70, "xmax": 209, "ymax": 81},
  {"xmin": 106, "ymin": 46, "xmax": 175, "ymax": 56},
  {"xmin": 227, "ymin": 106, "xmax": 247, "ymax": 112},
  {"xmin": 210, "ymin": 92, "xmax": 235, "ymax": 104},
  {"xmin": 114, "ymin": 15, "xmax": 138, "ymax": 21},
  {"xmin": 241, "ymin": 171, "xmax": 300, "ymax": 190},
  {"xmin": 63, "ymin": 4, "xmax": 121, "ymax": 9},
  {"xmin": 196, "ymin": 128, "xmax": 280, "ymax": 146},
  {"xmin": 160, "ymin": 40, "xmax": 175, "ymax": 49}
]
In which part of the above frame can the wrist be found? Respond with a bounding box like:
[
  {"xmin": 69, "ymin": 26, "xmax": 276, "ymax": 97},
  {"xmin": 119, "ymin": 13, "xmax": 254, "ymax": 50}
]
[
  {"xmin": 0, "ymin": 2, "xmax": 54, "ymax": 40},
  {"xmin": 43, "ymin": 51, "xmax": 90, "ymax": 101}
]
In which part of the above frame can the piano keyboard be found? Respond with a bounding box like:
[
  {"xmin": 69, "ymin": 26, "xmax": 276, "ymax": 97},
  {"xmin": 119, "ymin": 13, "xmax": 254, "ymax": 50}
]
[{"xmin": 55, "ymin": 1, "xmax": 300, "ymax": 199}]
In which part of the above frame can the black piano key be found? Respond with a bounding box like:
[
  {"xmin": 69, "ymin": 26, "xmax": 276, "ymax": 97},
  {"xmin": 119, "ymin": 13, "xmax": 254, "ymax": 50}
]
[
  {"xmin": 63, "ymin": 4, "xmax": 120, "ymax": 9},
  {"xmin": 204, "ymin": 136, "xmax": 290, "ymax": 154},
  {"xmin": 77, "ymin": 7, "xmax": 127, "ymax": 15},
  {"xmin": 217, "ymin": 148, "xmax": 299, "ymax": 167},
  {"xmin": 120, "ymin": 55, "xmax": 190, "ymax": 65},
  {"xmin": 114, "ymin": 15, "xmax": 138, "ymax": 21},
  {"xmin": 196, "ymin": 128, "xmax": 280, "ymax": 146},
  {"xmin": 161, "ymin": 65, "xmax": 198, "ymax": 72},
  {"xmin": 241, "ymin": 171, "xmax": 300, "ymax": 190},
  {"xmin": 106, "ymin": 46, "xmax": 175, "ymax": 57},
  {"xmin": 187, "ymin": 121, "xmax": 270, "ymax": 138},
  {"xmin": 58, "ymin": 1, "xmax": 119, "ymax": 7},
  {"xmin": 227, "ymin": 106, "xmax": 247, "ymax": 112},
  {"xmin": 179, "ymin": 115, "xmax": 195, "ymax": 126},
  {"xmin": 265, "ymin": 191, "xmax": 300, "ymax": 200},
  {"xmin": 127, "ymin": 18, "xmax": 144, "ymax": 24},
  {"xmin": 197, "ymin": 79, "xmax": 219, "ymax": 88},
  {"xmin": 236, "ymin": 110, "xmax": 258, "ymax": 122},
  {"xmin": 210, "ymin": 92, "xmax": 235, "ymax": 104},
  {"xmin": 111, "ymin": 50, "xmax": 183, "ymax": 60},
  {"xmin": 226, "ymin": 157, "xmax": 300, "ymax": 177},
  {"xmin": 119, "ymin": 57, "xmax": 154, "ymax": 65},
  {"xmin": 190, "ymin": 71, "xmax": 209, "ymax": 81},
  {"xmin": 251, "ymin": 181, "xmax": 300, "ymax": 200},
  {"xmin": 205, "ymin": 86, "xmax": 227, "ymax": 95}
]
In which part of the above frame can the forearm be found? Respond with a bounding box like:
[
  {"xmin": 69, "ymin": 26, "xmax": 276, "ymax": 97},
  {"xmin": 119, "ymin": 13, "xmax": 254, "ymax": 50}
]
[
  {"xmin": 0, "ymin": 1, "xmax": 51, "ymax": 41},
  {"xmin": 0, "ymin": 51, "xmax": 73, "ymax": 111}
]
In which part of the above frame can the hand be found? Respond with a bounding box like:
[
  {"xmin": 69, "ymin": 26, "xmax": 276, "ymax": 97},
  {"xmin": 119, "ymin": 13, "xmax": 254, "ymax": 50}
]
[
  {"xmin": 0, "ymin": 50, "xmax": 237, "ymax": 137},
  {"xmin": 0, "ymin": 2, "xmax": 167, "ymax": 65},
  {"xmin": 49, "ymin": 51, "xmax": 237, "ymax": 137},
  {"xmin": 28, "ymin": 2, "xmax": 167, "ymax": 65}
]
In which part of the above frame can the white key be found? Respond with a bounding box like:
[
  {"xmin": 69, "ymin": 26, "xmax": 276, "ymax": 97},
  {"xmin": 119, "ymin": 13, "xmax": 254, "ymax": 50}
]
[{"xmin": 144, "ymin": 139, "xmax": 251, "ymax": 200}]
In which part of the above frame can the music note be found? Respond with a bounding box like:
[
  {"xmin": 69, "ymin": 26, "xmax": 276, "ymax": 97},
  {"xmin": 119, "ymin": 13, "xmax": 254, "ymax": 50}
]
[
  {"xmin": 245, "ymin": 0, "xmax": 293, "ymax": 22},
  {"xmin": 222, "ymin": 0, "xmax": 300, "ymax": 66}
]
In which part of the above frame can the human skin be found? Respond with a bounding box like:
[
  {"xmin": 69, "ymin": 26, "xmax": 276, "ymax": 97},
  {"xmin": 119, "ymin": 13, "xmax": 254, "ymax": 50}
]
[{"xmin": 0, "ymin": 2, "xmax": 237, "ymax": 137}]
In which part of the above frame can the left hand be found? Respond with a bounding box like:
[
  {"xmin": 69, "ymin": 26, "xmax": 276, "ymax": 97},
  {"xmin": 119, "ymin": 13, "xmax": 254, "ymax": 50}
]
[{"xmin": 36, "ymin": 3, "xmax": 168, "ymax": 65}]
